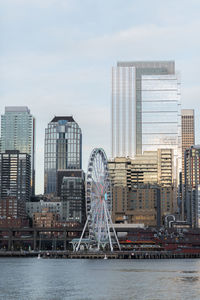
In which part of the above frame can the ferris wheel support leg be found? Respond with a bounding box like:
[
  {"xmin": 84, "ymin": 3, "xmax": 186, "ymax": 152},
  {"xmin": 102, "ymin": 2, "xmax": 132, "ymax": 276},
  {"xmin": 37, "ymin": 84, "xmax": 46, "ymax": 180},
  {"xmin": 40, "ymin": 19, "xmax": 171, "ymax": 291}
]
[
  {"xmin": 103, "ymin": 200, "xmax": 113, "ymax": 252},
  {"xmin": 76, "ymin": 217, "xmax": 89, "ymax": 252},
  {"xmin": 107, "ymin": 211, "xmax": 121, "ymax": 251},
  {"xmin": 97, "ymin": 202, "xmax": 104, "ymax": 251}
]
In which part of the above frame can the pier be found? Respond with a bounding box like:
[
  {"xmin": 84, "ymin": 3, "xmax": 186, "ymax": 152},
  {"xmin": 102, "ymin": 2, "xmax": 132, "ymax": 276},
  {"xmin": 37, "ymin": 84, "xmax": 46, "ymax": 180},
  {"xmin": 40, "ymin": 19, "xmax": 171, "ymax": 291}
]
[{"xmin": 1, "ymin": 250, "xmax": 200, "ymax": 259}]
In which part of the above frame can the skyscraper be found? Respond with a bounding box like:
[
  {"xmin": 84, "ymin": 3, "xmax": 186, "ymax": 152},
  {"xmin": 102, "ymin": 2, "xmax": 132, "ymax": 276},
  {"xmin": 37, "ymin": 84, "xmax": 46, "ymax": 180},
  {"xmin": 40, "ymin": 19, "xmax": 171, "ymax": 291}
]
[
  {"xmin": 44, "ymin": 116, "xmax": 82, "ymax": 194},
  {"xmin": 111, "ymin": 61, "xmax": 181, "ymax": 181},
  {"xmin": 0, "ymin": 150, "xmax": 31, "ymax": 219},
  {"xmin": 185, "ymin": 145, "xmax": 200, "ymax": 227},
  {"xmin": 0, "ymin": 107, "xmax": 35, "ymax": 195},
  {"xmin": 181, "ymin": 109, "xmax": 195, "ymax": 181}
]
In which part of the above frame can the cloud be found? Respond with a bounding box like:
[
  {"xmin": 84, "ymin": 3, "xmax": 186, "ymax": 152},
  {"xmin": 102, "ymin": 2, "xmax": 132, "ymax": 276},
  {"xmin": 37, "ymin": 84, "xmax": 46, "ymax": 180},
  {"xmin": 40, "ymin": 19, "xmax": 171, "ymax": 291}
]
[
  {"xmin": 1, "ymin": 1, "xmax": 200, "ymax": 193},
  {"xmin": 75, "ymin": 21, "xmax": 200, "ymax": 61}
]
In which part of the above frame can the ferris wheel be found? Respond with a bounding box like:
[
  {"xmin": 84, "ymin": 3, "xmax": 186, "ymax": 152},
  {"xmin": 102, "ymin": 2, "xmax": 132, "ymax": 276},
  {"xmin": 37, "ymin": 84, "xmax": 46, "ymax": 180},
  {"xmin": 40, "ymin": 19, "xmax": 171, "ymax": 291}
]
[{"xmin": 76, "ymin": 148, "xmax": 121, "ymax": 252}]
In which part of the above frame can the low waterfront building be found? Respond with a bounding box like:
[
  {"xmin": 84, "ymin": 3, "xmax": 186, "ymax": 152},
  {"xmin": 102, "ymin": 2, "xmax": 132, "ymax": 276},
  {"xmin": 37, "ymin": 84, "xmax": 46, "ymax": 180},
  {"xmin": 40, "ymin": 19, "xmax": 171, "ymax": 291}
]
[
  {"xmin": 33, "ymin": 208, "xmax": 58, "ymax": 228},
  {"xmin": 26, "ymin": 200, "xmax": 62, "ymax": 219},
  {"xmin": 0, "ymin": 197, "xmax": 25, "ymax": 219}
]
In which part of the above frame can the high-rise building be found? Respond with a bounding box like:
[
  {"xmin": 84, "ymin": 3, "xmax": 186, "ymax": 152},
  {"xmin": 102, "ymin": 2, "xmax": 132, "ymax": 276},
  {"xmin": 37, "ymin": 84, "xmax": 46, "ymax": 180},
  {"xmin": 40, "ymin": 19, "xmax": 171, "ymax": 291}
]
[
  {"xmin": 0, "ymin": 150, "xmax": 31, "ymax": 219},
  {"xmin": 184, "ymin": 145, "xmax": 200, "ymax": 227},
  {"xmin": 196, "ymin": 185, "xmax": 200, "ymax": 228},
  {"xmin": 111, "ymin": 61, "xmax": 181, "ymax": 183},
  {"xmin": 181, "ymin": 109, "xmax": 195, "ymax": 181},
  {"xmin": 0, "ymin": 107, "xmax": 35, "ymax": 195},
  {"xmin": 60, "ymin": 170, "xmax": 85, "ymax": 223},
  {"xmin": 44, "ymin": 116, "xmax": 82, "ymax": 195}
]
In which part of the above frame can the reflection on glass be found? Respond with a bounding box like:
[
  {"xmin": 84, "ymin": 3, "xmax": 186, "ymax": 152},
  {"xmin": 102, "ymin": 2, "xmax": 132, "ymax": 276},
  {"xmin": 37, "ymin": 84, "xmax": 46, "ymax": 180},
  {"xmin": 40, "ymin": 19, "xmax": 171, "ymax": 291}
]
[{"xmin": 44, "ymin": 117, "xmax": 82, "ymax": 194}]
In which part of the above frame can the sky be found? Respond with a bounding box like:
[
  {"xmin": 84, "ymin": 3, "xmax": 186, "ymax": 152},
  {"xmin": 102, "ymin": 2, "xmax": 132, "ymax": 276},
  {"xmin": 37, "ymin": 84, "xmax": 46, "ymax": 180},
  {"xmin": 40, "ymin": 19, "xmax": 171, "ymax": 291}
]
[{"xmin": 1, "ymin": 0, "xmax": 200, "ymax": 194}]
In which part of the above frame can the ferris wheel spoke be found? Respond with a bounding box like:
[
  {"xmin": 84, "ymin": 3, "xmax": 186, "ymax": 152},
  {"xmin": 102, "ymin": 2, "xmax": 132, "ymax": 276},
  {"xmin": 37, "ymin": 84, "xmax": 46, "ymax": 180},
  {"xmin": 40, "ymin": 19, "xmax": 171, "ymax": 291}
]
[
  {"xmin": 98, "ymin": 154, "xmax": 102, "ymax": 175},
  {"xmin": 98, "ymin": 154, "xmax": 102, "ymax": 181},
  {"xmin": 92, "ymin": 178, "xmax": 101, "ymax": 197},
  {"xmin": 96, "ymin": 154, "xmax": 101, "ymax": 183},
  {"xmin": 93, "ymin": 160, "xmax": 101, "ymax": 191},
  {"xmin": 100, "ymin": 158, "xmax": 104, "ymax": 175},
  {"xmin": 93, "ymin": 155, "xmax": 98, "ymax": 182},
  {"xmin": 95, "ymin": 201, "xmax": 103, "ymax": 226},
  {"xmin": 93, "ymin": 156, "xmax": 97, "ymax": 180}
]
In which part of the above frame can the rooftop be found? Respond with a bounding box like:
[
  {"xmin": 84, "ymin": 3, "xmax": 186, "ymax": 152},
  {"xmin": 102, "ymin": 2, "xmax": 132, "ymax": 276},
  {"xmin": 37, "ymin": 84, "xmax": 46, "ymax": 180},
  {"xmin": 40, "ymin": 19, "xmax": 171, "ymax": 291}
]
[
  {"xmin": 5, "ymin": 106, "xmax": 30, "ymax": 113},
  {"xmin": 117, "ymin": 61, "xmax": 175, "ymax": 74},
  {"xmin": 51, "ymin": 116, "xmax": 75, "ymax": 123},
  {"xmin": 181, "ymin": 109, "xmax": 194, "ymax": 116}
]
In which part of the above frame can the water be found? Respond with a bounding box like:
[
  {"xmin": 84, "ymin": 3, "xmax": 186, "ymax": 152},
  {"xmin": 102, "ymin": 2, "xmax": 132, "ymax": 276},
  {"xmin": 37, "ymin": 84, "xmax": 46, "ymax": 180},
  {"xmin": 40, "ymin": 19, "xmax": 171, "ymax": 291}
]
[{"xmin": 0, "ymin": 258, "xmax": 200, "ymax": 300}]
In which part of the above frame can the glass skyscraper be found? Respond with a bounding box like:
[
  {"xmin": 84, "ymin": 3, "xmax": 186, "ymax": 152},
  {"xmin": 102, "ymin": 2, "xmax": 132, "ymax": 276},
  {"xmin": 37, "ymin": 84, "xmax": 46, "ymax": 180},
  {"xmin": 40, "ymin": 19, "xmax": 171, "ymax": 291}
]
[
  {"xmin": 0, "ymin": 106, "xmax": 35, "ymax": 195},
  {"xmin": 44, "ymin": 116, "xmax": 82, "ymax": 194},
  {"xmin": 111, "ymin": 61, "xmax": 181, "ymax": 182}
]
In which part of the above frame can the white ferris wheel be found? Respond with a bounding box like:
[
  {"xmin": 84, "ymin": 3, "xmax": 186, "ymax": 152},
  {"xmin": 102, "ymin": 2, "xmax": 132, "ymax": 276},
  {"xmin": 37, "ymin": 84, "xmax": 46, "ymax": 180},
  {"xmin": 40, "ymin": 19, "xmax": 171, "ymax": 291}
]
[{"xmin": 76, "ymin": 148, "xmax": 121, "ymax": 252}]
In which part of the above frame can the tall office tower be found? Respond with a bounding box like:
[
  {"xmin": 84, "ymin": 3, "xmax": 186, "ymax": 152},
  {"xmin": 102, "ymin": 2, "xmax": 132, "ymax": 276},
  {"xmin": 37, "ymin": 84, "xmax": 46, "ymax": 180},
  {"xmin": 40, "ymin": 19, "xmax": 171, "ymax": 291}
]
[
  {"xmin": 60, "ymin": 170, "xmax": 85, "ymax": 223},
  {"xmin": 111, "ymin": 61, "xmax": 181, "ymax": 182},
  {"xmin": 44, "ymin": 116, "xmax": 82, "ymax": 195},
  {"xmin": 185, "ymin": 146, "xmax": 200, "ymax": 227},
  {"xmin": 181, "ymin": 109, "xmax": 195, "ymax": 181},
  {"xmin": 0, "ymin": 150, "xmax": 31, "ymax": 219},
  {"xmin": 0, "ymin": 107, "xmax": 35, "ymax": 195},
  {"xmin": 181, "ymin": 109, "xmax": 195, "ymax": 220}
]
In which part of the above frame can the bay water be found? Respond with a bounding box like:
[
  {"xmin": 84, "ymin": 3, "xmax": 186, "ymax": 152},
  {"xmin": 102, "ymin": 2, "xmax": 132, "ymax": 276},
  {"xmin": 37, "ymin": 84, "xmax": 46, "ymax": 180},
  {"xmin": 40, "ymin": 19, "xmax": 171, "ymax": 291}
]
[{"xmin": 0, "ymin": 258, "xmax": 200, "ymax": 300}]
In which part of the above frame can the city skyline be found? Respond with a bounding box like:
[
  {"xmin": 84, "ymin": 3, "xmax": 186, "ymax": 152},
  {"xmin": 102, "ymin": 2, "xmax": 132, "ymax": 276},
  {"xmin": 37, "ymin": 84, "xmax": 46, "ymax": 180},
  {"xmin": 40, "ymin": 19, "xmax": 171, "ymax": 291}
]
[
  {"xmin": 2, "ymin": 2, "xmax": 200, "ymax": 299},
  {"xmin": 1, "ymin": 0, "xmax": 200, "ymax": 194}
]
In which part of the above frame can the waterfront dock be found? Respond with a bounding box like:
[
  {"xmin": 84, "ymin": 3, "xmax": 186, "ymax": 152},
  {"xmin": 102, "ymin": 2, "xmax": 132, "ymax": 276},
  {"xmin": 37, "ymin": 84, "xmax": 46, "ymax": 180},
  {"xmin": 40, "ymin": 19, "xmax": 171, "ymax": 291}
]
[{"xmin": 1, "ymin": 250, "xmax": 200, "ymax": 259}]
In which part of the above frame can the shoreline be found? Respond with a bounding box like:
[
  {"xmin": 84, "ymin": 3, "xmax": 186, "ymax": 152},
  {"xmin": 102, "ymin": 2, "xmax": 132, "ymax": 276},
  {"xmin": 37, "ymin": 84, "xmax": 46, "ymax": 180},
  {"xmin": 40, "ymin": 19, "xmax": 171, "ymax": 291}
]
[{"xmin": 1, "ymin": 250, "xmax": 200, "ymax": 259}]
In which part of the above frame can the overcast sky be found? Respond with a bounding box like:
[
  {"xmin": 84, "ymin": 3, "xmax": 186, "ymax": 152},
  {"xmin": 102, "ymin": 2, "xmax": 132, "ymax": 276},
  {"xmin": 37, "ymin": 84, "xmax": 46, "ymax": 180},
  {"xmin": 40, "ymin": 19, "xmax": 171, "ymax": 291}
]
[{"xmin": 1, "ymin": 0, "xmax": 200, "ymax": 194}]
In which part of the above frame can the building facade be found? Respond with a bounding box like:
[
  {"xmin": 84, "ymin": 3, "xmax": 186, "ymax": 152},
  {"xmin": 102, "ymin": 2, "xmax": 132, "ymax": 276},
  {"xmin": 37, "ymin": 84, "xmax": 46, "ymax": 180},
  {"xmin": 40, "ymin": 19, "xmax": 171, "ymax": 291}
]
[
  {"xmin": 44, "ymin": 116, "xmax": 82, "ymax": 194},
  {"xmin": 181, "ymin": 109, "xmax": 195, "ymax": 181},
  {"xmin": 0, "ymin": 106, "xmax": 35, "ymax": 195},
  {"xmin": 108, "ymin": 149, "xmax": 174, "ymax": 225},
  {"xmin": 196, "ymin": 185, "xmax": 200, "ymax": 228},
  {"xmin": 127, "ymin": 184, "xmax": 161, "ymax": 227},
  {"xmin": 111, "ymin": 61, "xmax": 181, "ymax": 183},
  {"xmin": 184, "ymin": 146, "xmax": 200, "ymax": 227},
  {"xmin": 26, "ymin": 200, "xmax": 62, "ymax": 219},
  {"xmin": 60, "ymin": 170, "xmax": 85, "ymax": 224},
  {"xmin": 33, "ymin": 208, "xmax": 58, "ymax": 228},
  {"xmin": 0, "ymin": 150, "xmax": 31, "ymax": 219}
]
